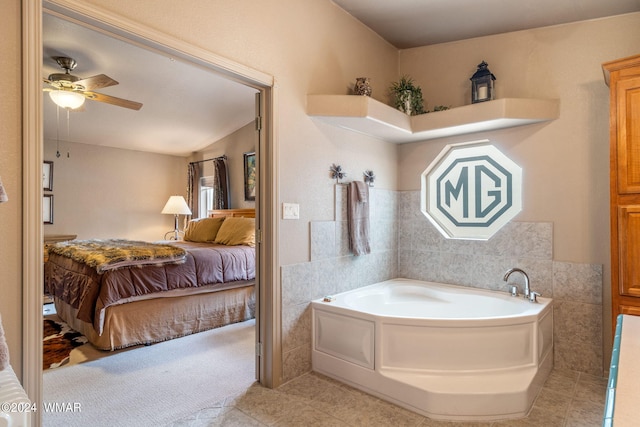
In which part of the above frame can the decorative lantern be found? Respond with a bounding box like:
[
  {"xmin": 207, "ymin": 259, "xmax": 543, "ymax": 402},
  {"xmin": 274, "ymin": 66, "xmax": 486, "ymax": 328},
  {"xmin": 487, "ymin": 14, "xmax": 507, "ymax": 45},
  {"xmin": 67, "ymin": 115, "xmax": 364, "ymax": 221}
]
[{"xmin": 470, "ymin": 61, "xmax": 496, "ymax": 104}]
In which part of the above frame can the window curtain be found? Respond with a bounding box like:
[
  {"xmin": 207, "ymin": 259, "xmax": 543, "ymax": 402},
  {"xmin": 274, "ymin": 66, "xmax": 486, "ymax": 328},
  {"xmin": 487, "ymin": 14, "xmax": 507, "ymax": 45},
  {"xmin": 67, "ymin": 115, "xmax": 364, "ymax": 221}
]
[
  {"xmin": 188, "ymin": 157, "xmax": 229, "ymax": 218},
  {"xmin": 212, "ymin": 157, "xmax": 230, "ymax": 210},
  {"xmin": 187, "ymin": 162, "xmax": 202, "ymax": 219}
]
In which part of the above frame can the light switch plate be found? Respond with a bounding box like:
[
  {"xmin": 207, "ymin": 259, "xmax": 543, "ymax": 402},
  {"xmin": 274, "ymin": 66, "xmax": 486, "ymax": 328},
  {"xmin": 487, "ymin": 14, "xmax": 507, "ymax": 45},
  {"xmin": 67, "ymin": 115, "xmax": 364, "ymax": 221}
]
[{"xmin": 283, "ymin": 203, "xmax": 300, "ymax": 219}]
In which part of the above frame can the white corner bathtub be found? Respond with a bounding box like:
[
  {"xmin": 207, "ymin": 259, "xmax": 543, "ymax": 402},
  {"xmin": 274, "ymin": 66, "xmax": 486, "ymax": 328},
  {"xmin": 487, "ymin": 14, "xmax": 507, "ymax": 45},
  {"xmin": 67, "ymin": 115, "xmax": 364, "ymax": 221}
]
[{"xmin": 311, "ymin": 278, "xmax": 553, "ymax": 421}]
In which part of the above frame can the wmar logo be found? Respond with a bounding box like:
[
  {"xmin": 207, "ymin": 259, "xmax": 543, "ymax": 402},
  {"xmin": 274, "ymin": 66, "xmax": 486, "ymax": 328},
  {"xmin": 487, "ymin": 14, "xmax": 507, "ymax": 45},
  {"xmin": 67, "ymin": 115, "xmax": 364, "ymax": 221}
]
[{"xmin": 421, "ymin": 141, "xmax": 522, "ymax": 240}]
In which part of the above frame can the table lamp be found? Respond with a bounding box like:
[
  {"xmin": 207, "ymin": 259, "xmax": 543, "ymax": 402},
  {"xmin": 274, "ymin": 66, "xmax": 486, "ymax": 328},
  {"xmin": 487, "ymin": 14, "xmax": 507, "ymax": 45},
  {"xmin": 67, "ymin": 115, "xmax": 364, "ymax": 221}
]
[{"xmin": 161, "ymin": 196, "xmax": 192, "ymax": 240}]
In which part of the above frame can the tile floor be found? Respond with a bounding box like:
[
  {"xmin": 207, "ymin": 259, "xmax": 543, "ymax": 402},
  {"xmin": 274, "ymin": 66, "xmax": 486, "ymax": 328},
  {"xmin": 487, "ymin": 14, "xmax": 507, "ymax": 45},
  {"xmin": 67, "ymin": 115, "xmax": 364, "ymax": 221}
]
[{"xmin": 168, "ymin": 368, "xmax": 607, "ymax": 426}]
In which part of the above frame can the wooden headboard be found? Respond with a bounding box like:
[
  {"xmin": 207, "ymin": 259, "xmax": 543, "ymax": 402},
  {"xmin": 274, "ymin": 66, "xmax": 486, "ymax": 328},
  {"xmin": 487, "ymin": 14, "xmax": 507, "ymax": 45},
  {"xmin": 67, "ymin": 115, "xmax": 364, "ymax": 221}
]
[{"xmin": 208, "ymin": 208, "xmax": 255, "ymax": 218}]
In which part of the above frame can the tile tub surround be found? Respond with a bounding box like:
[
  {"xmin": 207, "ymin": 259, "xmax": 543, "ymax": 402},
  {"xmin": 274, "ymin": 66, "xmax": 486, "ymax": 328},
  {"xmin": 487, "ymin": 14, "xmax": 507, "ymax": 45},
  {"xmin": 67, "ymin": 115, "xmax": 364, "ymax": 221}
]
[
  {"xmin": 168, "ymin": 368, "xmax": 607, "ymax": 426},
  {"xmin": 397, "ymin": 191, "xmax": 604, "ymax": 376},
  {"xmin": 281, "ymin": 188, "xmax": 603, "ymax": 384}
]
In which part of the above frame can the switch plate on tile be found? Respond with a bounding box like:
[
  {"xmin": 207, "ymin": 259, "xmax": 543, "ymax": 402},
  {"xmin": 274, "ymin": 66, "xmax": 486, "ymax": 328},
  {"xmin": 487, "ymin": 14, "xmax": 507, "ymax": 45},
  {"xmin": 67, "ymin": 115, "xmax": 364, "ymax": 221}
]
[{"xmin": 283, "ymin": 203, "xmax": 300, "ymax": 219}]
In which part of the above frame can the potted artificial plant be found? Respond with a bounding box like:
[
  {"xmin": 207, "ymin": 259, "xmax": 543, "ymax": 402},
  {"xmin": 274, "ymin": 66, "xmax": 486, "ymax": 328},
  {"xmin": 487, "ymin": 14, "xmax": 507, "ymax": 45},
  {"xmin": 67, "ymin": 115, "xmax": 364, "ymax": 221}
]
[{"xmin": 389, "ymin": 75, "xmax": 425, "ymax": 116}]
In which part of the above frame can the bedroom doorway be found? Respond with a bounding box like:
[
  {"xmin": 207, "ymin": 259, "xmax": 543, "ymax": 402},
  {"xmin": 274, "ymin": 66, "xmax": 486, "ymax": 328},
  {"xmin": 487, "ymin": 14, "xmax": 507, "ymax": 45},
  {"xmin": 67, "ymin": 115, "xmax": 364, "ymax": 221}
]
[{"xmin": 24, "ymin": 2, "xmax": 279, "ymax": 425}]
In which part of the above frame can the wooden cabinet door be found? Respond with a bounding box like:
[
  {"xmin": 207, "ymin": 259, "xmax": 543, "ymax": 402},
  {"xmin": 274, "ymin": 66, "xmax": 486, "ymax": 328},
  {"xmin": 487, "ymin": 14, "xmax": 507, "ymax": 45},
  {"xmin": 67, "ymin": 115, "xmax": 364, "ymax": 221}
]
[
  {"xmin": 619, "ymin": 305, "xmax": 640, "ymax": 316},
  {"xmin": 616, "ymin": 77, "xmax": 640, "ymax": 194},
  {"xmin": 618, "ymin": 205, "xmax": 640, "ymax": 297}
]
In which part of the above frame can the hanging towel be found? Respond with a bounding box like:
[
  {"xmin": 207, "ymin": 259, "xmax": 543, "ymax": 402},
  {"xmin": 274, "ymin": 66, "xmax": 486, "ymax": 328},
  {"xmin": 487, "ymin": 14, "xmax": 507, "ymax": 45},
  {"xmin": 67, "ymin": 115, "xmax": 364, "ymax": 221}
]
[
  {"xmin": 0, "ymin": 176, "xmax": 8, "ymax": 203},
  {"xmin": 347, "ymin": 181, "xmax": 371, "ymax": 256},
  {"xmin": 0, "ymin": 313, "xmax": 9, "ymax": 371}
]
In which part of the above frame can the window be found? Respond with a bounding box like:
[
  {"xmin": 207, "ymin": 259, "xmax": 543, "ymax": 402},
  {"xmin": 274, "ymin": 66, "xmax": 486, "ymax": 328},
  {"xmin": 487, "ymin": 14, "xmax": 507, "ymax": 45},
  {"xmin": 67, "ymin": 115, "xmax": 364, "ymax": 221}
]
[{"xmin": 199, "ymin": 176, "xmax": 215, "ymax": 218}]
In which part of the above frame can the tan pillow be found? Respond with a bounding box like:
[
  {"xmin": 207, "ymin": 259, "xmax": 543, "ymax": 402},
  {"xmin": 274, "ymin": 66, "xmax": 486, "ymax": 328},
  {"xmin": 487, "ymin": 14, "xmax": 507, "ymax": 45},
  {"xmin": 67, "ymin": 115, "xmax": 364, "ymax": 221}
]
[
  {"xmin": 214, "ymin": 217, "xmax": 255, "ymax": 247},
  {"xmin": 184, "ymin": 217, "xmax": 226, "ymax": 242}
]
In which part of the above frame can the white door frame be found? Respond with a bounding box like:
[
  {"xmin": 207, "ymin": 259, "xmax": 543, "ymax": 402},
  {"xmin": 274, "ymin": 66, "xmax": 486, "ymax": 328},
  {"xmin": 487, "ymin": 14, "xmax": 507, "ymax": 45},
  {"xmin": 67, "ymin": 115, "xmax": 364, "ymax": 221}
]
[{"xmin": 22, "ymin": 2, "xmax": 281, "ymax": 425}]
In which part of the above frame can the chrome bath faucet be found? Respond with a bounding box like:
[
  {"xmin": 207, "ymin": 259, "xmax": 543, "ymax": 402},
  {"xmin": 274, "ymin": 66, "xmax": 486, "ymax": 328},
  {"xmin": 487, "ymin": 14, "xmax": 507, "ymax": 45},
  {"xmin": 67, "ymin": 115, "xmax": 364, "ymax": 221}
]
[{"xmin": 503, "ymin": 268, "xmax": 540, "ymax": 302}]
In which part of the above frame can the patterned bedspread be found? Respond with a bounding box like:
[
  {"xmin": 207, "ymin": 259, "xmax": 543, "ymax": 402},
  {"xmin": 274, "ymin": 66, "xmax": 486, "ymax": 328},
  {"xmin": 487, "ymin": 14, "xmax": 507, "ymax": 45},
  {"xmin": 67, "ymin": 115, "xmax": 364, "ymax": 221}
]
[
  {"xmin": 45, "ymin": 240, "xmax": 255, "ymax": 335},
  {"xmin": 47, "ymin": 239, "xmax": 187, "ymax": 273}
]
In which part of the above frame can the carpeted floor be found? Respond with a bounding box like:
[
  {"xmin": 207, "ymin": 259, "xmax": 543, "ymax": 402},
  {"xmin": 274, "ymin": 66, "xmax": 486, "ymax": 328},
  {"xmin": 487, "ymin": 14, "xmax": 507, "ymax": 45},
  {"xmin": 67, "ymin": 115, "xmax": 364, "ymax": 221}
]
[{"xmin": 42, "ymin": 318, "xmax": 256, "ymax": 427}]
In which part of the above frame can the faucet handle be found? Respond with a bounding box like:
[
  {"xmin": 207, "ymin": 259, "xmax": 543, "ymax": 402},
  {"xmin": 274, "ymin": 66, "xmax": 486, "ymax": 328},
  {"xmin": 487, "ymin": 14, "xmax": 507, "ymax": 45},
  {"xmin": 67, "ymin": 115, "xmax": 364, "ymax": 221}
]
[
  {"xmin": 528, "ymin": 291, "xmax": 541, "ymax": 303},
  {"xmin": 507, "ymin": 284, "xmax": 519, "ymax": 297}
]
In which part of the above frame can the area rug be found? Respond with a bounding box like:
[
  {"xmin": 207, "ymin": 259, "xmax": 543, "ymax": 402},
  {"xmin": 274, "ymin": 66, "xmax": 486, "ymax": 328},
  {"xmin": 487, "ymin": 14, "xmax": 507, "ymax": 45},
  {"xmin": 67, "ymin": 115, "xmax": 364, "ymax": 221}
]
[
  {"xmin": 42, "ymin": 318, "xmax": 256, "ymax": 427},
  {"xmin": 43, "ymin": 315, "xmax": 88, "ymax": 370}
]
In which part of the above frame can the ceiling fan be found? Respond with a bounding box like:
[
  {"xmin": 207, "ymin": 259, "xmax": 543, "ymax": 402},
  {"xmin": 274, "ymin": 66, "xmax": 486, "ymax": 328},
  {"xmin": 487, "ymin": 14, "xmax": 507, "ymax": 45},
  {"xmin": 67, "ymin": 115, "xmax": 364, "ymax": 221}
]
[{"xmin": 43, "ymin": 56, "xmax": 143, "ymax": 110}]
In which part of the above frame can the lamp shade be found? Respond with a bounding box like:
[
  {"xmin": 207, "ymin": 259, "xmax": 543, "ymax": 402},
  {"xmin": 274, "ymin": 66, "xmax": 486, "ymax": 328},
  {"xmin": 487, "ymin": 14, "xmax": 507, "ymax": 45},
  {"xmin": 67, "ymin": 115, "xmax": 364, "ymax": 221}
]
[
  {"xmin": 161, "ymin": 196, "xmax": 192, "ymax": 215},
  {"xmin": 49, "ymin": 90, "xmax": 86, "ymax": 110}
]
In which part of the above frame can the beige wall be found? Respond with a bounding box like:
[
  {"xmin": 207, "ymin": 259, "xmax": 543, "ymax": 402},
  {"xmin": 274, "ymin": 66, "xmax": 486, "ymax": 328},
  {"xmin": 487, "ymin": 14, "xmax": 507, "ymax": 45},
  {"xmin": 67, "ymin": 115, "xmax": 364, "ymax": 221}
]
[
  {"xmin": 191, "ymin": 121, "xmax": 257, "ymax": 211},
  {"xmin": 80, "ymin": 0, "xmax": 400, "ymax": 266},
  {"xmin": 397, "ymin": 12, "xmax": 640, "ymax": 363},
  {"xmin": 398, "ymin": 14, "xmax": 640, "ymax": 261},
  {"xmin": 0, "ymin": 0, "xmax": 23, "ymax": 378},
  {"xmin": 43, "ymin": 139, "xmax": 187, "ymax": 241}
]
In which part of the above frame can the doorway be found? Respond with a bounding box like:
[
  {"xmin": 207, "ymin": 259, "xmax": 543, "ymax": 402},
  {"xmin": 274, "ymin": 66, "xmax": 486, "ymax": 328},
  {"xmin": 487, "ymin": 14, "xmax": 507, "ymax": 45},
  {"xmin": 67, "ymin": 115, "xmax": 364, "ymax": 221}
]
[{"xmin": 23, "ymin": 2, "xmax": 279, "ymax": 425}]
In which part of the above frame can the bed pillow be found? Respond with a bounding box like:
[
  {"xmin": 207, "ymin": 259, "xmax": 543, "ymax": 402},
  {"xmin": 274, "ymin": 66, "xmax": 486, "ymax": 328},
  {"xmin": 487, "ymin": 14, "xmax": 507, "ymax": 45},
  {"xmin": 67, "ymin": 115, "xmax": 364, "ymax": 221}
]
[
  {"xmin": 184, "ymin": 217, "xmax": 226, "ymax": 242},
  {"xmin": 214, "ymin": 217, "xmax": 255, "ymax": 247}
]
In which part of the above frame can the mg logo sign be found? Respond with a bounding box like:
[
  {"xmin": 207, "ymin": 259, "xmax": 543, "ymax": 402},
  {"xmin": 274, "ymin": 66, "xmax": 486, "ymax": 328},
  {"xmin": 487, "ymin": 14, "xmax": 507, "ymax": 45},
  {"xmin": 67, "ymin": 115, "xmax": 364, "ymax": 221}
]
[{"xmin": 421, "ymin": 140, "xmax": 522, "ymax": 240}]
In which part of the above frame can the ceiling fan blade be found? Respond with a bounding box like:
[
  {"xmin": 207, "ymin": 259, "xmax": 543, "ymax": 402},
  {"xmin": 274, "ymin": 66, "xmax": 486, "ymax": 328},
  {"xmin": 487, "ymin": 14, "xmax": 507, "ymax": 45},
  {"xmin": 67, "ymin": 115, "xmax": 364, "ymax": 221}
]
[
  {"xmin": 83, "ymin": 91, "xmax": 143, "ymax": 110},
  {"xmin": 75, "ymin": 74, "xmax": 119, "ymax": 91},
  {"xmin": 43, "ymin": 78, "xmax": 61, "ymax": 88}
]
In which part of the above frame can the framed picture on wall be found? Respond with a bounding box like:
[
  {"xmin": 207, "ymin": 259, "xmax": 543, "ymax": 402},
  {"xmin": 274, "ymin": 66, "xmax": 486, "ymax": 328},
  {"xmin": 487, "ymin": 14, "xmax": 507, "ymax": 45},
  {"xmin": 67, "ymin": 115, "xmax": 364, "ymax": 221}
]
[
  {"xmin": 43, "ymin": 194, "xmax": 53, "ymax": 224},
  {"xmin": 43, "ymin": 161, "xmax": 53, "ymax": 191},
  {"xmin": 244, "ymin": 151, "xmax": 256, "ymax": 201}
]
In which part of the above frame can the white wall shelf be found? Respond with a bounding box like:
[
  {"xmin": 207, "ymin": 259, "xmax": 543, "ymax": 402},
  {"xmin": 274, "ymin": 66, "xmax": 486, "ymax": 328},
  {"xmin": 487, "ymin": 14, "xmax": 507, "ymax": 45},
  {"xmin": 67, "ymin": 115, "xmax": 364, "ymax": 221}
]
[{"xmin": 307, "ymin": 94, "xmax": 560, "ymax": 143}]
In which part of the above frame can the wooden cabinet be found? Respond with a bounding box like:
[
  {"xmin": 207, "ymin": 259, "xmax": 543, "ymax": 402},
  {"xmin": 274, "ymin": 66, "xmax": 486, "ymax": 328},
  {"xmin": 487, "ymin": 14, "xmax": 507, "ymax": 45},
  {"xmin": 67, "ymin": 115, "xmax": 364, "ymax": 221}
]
[{"xmin": 604, "ymin": 54, "xmax": 640, "ymax": 331}]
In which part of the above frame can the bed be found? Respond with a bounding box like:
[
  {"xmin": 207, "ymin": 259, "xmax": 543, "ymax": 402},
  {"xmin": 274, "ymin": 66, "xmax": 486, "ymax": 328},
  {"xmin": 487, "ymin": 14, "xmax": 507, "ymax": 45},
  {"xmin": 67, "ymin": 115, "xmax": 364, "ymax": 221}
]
[{"xmin": 44, "ymin": 208, "xmax": 256, "ymax": 350}]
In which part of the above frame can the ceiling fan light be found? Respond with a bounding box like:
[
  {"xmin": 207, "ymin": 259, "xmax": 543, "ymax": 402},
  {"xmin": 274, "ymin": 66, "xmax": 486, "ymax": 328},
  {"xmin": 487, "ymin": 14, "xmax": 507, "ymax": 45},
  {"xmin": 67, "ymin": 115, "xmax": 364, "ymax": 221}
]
[{"xmin": 49, "ymin": 90, "xmax": 85, "ymax": 109}]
